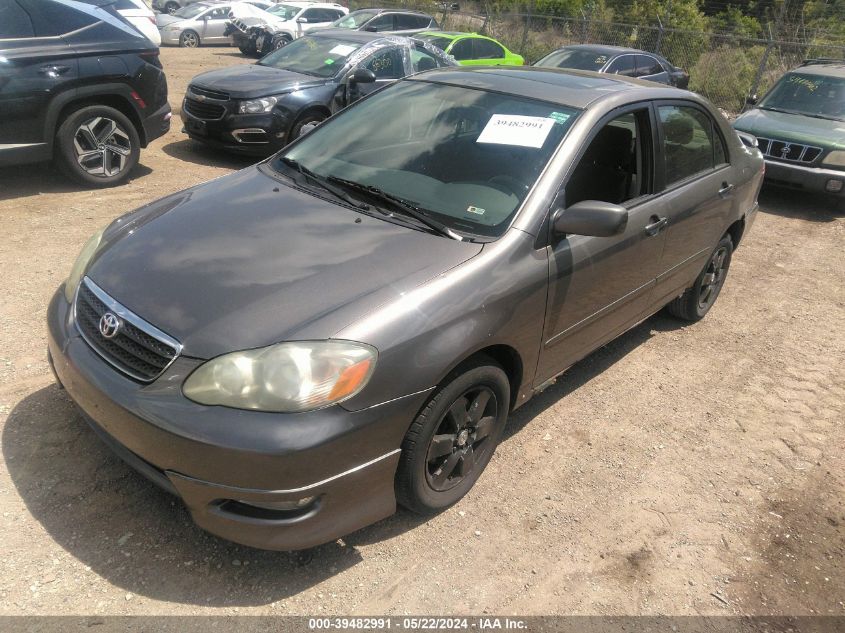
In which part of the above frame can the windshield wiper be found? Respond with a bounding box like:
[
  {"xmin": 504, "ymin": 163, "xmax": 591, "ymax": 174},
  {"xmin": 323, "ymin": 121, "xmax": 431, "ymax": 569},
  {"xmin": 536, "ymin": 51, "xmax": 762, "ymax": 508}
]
[
  {"xmin": 279, "ymin": 157, "xmax": 370, "ymax": 210},
  {"xmin": 326, "ymin": 176, "xmax": 464, "ymax": 241}
]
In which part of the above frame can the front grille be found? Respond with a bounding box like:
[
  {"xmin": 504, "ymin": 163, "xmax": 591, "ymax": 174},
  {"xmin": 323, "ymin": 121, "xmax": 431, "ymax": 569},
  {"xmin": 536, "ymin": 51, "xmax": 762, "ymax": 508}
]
[
  {"xmin": 757, "ymin": 137, "xmax": 823, "ymax": 164},
  {"xmin": 184, "ymin": 97, "xmax": 226, "ymax": 120},
  {"xmin": 74, "ymin": 277, "xmax": 181, "ymax": 382},
  {"xmin": 190, "ymin": 85, "xmax": 230, "ymax": 100}
]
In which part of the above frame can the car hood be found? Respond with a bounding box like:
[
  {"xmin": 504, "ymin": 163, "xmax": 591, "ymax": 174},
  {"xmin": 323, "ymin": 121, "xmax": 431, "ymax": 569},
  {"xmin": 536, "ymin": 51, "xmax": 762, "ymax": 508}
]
[
  {"xmin": 190, "ymin": 64, "xmax": 330, "ymax": 98},
  {"xmin": 155, "ymin": 14, "xmax": 184, "ymax": 27},
  {"xmin": 85, "ymin": 165, "xmax": 482, "ymax": 359},
  {"xmin": 733, "ymin": 108, "xmax": 845, "ymax": 149}
]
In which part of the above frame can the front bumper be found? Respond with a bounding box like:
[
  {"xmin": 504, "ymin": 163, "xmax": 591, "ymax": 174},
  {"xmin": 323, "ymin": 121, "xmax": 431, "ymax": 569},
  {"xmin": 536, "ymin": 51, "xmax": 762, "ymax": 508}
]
[
  {"xmin": 763, "ymin": 159, "xmax": 845, "ymax": 196},
  {"xmin": 180, "ymin": 102, "xmax": 291, "ymax": 156},
  {"xmin": 160, "ymin": 29, "xmax": 183, "ymax": 45},
  {"xmin": 46, "ymin": 288, "xmax": 429, "ymax": 550}
]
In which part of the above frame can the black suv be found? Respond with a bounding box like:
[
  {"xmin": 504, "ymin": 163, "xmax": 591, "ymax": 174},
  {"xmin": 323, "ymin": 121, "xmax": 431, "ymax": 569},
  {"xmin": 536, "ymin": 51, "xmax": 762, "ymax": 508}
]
[{"xmin": 0, "ymin": 0, "xmax": 171, "ymax": 187}]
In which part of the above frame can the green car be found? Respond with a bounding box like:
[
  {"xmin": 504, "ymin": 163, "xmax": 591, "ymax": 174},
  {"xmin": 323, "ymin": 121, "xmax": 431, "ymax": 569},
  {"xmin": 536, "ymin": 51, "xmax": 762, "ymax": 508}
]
[
  {"xmin": 416, "ymin": 31, "xmax": 524, "ymax": 66},
  {"xmin": 733, "ymin": 60, "xmax": 845, "ymax": 197}
]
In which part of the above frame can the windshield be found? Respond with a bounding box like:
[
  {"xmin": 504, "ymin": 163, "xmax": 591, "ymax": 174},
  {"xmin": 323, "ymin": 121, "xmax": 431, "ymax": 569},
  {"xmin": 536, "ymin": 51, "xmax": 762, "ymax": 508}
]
[
  {"xmin": 271, "ymin": 81, "xmax": 579, "ymax": 239},
  {"xmin": 332, "ymin": 9, "xmax": 377, "ymax": 28},
  {"xmin": 257, "ymin": 35, "xmax": 363, "ymax": 78},
  {"xmin": 266, "ymin": 3, "xmax": 301, "ymax": 20},
  {"xmin": 759, "ymin": 72, "xmax": 845, "ymax": 121},
  {"xmin": 175, "ymin": 4, "xmax": 209, "ymax": 18},
  {"xmin": 535, "ymin": 48, "xmax": 610, "ymax": 71},
  {"xmin": 418, "ymin": 35, "xmax": 453, "ymax": 51}
]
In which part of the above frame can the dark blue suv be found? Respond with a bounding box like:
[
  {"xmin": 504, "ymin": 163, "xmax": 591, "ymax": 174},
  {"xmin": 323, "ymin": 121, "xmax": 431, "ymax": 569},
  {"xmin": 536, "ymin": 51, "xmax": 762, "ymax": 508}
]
[{"xmin": 0, "ymin": 0, "xmax": 171, "ymax": 187}]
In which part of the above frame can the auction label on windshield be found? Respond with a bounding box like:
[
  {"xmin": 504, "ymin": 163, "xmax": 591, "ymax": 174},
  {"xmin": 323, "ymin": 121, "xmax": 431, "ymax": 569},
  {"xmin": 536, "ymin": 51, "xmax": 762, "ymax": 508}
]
[
  {"xmin": 329, "ymin": 44, "xmax": 357, "ymax": 56},
  {"xmin": 477, "ymin": 114, "xmax": 555, "ymax": 148}
]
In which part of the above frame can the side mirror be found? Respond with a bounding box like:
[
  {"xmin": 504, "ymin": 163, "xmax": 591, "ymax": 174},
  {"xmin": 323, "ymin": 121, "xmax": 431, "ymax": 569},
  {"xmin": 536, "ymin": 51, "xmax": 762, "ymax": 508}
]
[
  {"xmin": 745, "ymin": 94, "xmax": 757, "ymax": 106},
  {"xmin": 351, "ymin": 67, "xmax": 377, "ymax": 84},
  {"xmin": 552, "ymin": 200, "xmax": 628, "ymax": 237},
  {"xmin": 296, "ymin": 16, "xmax": 308, "ymax": 23}
]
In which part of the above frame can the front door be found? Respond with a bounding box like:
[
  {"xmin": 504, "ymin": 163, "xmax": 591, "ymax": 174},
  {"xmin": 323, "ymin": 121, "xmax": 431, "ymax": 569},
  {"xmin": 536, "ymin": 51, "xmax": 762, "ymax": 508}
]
[
  {"xmin": 201, "ymin": 6, "xmax": 231, "ymax": 42},
  {"xmin": 536, "ymin": 106, "xmax": 670, "ymax": 384}
]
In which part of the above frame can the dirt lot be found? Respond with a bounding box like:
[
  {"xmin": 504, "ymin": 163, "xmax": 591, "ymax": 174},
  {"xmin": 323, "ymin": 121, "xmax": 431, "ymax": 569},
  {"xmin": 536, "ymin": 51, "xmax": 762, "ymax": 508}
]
[{"xmin": 0, "ymin": 46, "xmax": 843, "ymax": 617}]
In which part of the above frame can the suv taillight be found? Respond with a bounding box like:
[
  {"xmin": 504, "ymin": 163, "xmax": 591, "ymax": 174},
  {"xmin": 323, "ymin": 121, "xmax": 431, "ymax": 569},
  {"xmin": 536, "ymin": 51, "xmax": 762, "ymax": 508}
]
[{"xmin": 139, "ymin": 51, "xmax": 162, "ymax": 69}]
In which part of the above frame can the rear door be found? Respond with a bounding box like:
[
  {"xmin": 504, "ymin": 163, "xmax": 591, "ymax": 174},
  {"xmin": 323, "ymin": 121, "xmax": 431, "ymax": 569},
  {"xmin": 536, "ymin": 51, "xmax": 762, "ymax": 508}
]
[
  {"xmin": 650, "ymin": 101, "xmax": 734, "ymax": 306},
  {"xmin": 536, "ymin": 105, "xmax": 670, "ymax": 384},
  {"xmin": 636, "ymin": 54, "xmax": 670, "ymax": 84},
  {"xmin": 0, "ymin": 0, "xmax": 81, "ymax": 159}
]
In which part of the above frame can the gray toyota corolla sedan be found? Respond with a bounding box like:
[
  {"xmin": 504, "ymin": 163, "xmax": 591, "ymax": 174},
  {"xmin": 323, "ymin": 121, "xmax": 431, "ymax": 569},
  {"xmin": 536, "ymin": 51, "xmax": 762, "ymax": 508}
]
[{"xmin": 47, "ymin": 67, "xmax": 763, "ymax": 550}]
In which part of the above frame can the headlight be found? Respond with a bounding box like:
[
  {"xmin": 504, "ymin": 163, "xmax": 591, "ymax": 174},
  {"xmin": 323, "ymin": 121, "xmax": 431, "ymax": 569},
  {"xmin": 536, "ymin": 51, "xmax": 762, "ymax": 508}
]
[
  {"xmin": 64, "ymin": 227, "xmax": 105, "ymax": 302},
  {"xmin": 238, "ymin": 96, "xmax": 278, "ymax": 114},
  {"xmin": 822, "ymin": 150, "xmax": 845, "ymax": 167},
  {"xmin": 183, "ymin": 340, "xmax": 377, "ymax": 412}
]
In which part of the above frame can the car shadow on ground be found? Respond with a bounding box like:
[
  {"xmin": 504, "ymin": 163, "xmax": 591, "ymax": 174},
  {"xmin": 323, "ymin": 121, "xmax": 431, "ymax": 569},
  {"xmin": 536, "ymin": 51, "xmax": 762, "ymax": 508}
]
[
  {"xmin": 758, "ymin": 186, "xmax": 844, "ymax": 222},
  {"xmin": 2, "ymin": 313, "xmax": 684, "ymax": 606},
  {"xmin": 0, "ymin": 164, "xmax": 154, "ymax": 202},
  {"xmin": 161, "ymin": 139, "xmax": 258, "ymax": 170}
]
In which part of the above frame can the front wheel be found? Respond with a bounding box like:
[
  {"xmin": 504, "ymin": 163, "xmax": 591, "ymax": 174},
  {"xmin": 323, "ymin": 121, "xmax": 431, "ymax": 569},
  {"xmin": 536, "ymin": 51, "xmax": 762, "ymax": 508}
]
[
  {"xmin": 55, "ymin": 105, "xmax": 140, "ymax": 188},
  {"xmin": 179, "ymin": 30, "xmax": 200, "ymax": 48},
  {"xmin": 665, "ymin": 234, "xmax": 733, "ymax": 321},
  {"xmin": 288, "ymin": 111, "xmax": 327, "ymax": 143},
  {"xmin": 396, "ymin": 359, "xmax": 510, "ymax": 514},
  {"xmin": 272, "ymin": 33, "xmax": 292, "ymax": 50}
]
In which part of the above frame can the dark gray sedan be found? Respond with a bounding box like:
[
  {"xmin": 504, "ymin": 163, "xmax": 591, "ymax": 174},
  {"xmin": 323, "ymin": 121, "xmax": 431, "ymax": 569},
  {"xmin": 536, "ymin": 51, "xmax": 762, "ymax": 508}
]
[
  {"xmin": 181, "ymin": 29, "xmax": 455, "ymax": 154},
  {"xmin": 48, "ymin": 67, "xmax": 763, "ymax": 550}
]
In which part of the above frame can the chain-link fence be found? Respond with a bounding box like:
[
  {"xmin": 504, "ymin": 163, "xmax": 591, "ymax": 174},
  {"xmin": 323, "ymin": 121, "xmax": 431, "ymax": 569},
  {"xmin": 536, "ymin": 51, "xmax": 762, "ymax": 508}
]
[{"xmin": 348, "ymin": 0, "xmax": 845, "ymax": 115}]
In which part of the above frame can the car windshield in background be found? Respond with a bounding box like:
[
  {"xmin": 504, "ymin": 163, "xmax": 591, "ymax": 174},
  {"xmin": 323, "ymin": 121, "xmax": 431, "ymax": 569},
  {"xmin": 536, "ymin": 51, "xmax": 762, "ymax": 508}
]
[
  {"xmin": 272, "ymin": 81, "xmax": 579, "ymax": 239},
  {"xmin": 759, "ymin": 72, "xmax": 845, "ymax": 121},
  {"xmin": 257, "ymin": 36, "xmax": 363, "ymax": 78},
  {"xmin": 418, "ymin": 35, "xmax": 453, "ymax": 51},
  {"xmin": 267, "ymin": 4, "xmax": 300, "ymax": 19},
  {"xmin": 535, "ymin": 48, "xmax": 609, "ymax": 71},
  {"xmin": 175, "ymin": 4, "xmax": 208, "ymax": 18},
  {"xmin": 332, "ymin": 10, "xmax": 378, "ymax": 28}
]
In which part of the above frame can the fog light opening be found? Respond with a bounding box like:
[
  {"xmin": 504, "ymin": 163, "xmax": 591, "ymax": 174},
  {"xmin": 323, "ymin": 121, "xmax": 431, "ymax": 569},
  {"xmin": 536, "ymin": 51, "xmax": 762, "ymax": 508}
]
[
  {"xmin": 237, "ymin": 496, "xmax": 316, "ymax": 511},
  {"xmin": 214, "ymin": 495, "xmax": 320, "ymax": 521},
  {"xmin": 825, "ymin": 179, "xmax": 843, "ymax": 193}
]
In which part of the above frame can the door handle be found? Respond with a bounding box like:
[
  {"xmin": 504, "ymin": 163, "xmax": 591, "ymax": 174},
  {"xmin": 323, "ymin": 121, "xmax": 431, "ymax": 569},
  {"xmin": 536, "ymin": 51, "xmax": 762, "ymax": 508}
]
[
  {"xmin": 38, "ymin": 65, "xmax": 71, "ymax": 77},
  {"xmin": 718, "ymin": 182, "xmax": 735, "ymax": 198},
  {"xmin": 644, "ymin": 215, "xmax": 668, "ymax": 236}
]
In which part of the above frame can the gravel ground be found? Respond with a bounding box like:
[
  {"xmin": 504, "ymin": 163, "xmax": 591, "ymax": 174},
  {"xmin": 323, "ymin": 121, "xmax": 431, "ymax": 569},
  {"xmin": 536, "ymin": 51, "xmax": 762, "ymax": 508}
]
[{"xmin": 0, "ymin": 46, "xmax": 843, "ymax": 617}]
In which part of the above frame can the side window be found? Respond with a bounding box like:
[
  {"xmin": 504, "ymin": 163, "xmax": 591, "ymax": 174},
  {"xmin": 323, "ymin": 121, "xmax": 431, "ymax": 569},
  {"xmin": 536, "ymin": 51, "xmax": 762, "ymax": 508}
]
[
  {"xmin": 414, "ymin": 15, "xmax": 433, "ymax": 28},
  {"xmin": 209, "ymin": 7, "xmax": 230, "ymax": 19},
  {"xmin": 366, "ymin": 14, "xmax": 394, "ymax": 31},
  {"xmin": 566, "ymin": 111, "xmax": 650, "ymax": 207},
  {"xmin": 25, "ymin": 1, "xmax": 98, "ymax": 36},
  {"xmin": 658, "ymin": 104, "xmax": 725, "ymax": 186},
  {"xmin": 474, "ymin": 38, "xmax": 504, "ymax": 59},
  {"xmin": 394, "ymin": 13, "xmax": 421, "ymax": 29},
  {"xmin": 364, "ymin": 47, "xmax": 404, "ymax": 79},
  {"xmin": 637, "ymin": 55, "xmax": 663, "ymax": 76},
  {"xmin": 411, "ymin": 44, "xmax": 441, "ymax": 72},
  {"xmin": 606, "ymin": 55, "xmax": 636, "ymax": 77},
  {"xmin": 300, "ymin": 8, "xmax": 323, "ymax": 22},
  {"xmin": 450, "ymin": 38, "xmax": 473, "ymax": 61},
  {"xmin": 0, "ymin": 1, "xmax": 34, "ymax": 38}
]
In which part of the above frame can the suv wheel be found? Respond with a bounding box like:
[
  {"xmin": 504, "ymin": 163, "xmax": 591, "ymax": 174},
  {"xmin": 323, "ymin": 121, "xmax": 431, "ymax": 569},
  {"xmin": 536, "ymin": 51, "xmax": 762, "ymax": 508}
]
[
  {"xmin": 272, "ymin": 33, "xmax": 292, "ymax": 50},
  {"xmin": 164, "ymin": 1, "xmax": 180, "ymax": 14},
  {"xmin": 179, "ymin": 30, "xmax": 200, "ymax": 47},
  {"xmin": 55, "ymin": 105, "xmax": 140, "ymax": 188}
]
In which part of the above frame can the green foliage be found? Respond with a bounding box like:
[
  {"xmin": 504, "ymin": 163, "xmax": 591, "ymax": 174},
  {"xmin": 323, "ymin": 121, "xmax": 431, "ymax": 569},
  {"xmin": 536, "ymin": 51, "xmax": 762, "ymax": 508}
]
[
  {"xmin": 709, "ymin": 5, "xmax": 764, "ymax": 38},
  {"xmin": 689, "ymin": 43, "xmax": 767, "ymax": 110}
]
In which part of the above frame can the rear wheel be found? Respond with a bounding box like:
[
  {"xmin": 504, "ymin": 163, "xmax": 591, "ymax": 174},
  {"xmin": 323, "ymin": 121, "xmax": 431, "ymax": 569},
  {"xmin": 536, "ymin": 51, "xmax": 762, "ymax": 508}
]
[
  {"xmin": 55, "ymin": 105, "xmax": 140, "ymax": 188},
  {"xmin": 665, "ymin": 234, "xmax": 733, "ymax": 321},
  {"xmin": 396, "ymin": 359, "xmax": 510, "ymax": 514},
  {"xmin": 179, "ymin": 30, "xmax": 200, "ymax": 48}
]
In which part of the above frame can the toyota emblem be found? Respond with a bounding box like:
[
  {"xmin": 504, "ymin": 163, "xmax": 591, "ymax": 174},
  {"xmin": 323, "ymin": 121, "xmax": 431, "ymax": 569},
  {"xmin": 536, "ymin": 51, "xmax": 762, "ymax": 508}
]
[{"xmin": 98, "ymin": 312, "xmax": 122, "ymax": 339}]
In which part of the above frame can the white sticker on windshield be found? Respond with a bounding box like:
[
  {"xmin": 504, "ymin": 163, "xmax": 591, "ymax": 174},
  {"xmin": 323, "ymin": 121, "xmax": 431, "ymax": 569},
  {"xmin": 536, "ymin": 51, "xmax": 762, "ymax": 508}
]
[
  {"xmin": 476, "ymin": 115, "xmax": 555, "ymax": 148},
  {"xmin": 329, "ymin": 44, "xmax": 357, "ymax": 56}
]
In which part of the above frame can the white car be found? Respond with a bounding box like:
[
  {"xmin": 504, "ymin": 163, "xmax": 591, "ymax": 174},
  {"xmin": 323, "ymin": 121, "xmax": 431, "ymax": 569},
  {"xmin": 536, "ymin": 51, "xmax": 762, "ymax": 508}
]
[
  {"xmin": 228, "ymin": 1, "xmax": 348, "ymax": 52},
  {"xmin": 117, "ymin": 0, "xmax": 162, "ymax": 46},
  {"xmin": 157, "ymin": 0, "xmax": 272, "ymax": 47}
]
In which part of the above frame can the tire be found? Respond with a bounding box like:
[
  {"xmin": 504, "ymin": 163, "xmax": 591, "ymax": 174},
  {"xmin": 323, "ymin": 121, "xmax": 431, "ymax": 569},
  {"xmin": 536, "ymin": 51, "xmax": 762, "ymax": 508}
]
[
  {"xmin": 272, "ymin": 33, "xmax": 292, "ymax": 51},
  {"xmin": 665, "ymin": 234, "xmax": 733, "ymax": 321},
  {"xmin": 164, "ymin": 1, "xmax": 179, "ymax": 14},
  {"xmin": 288, "ymin": 110, "xmax": 327, "ymax": 143},
  {"xmin": 179, "ymin": 30, "xmax": 200, "ymax": 48},
  {"xmin": 238, "ymin": 41, "xmax": 256, "ymax": 56},
  {"xmin": 55, "ymin": 105, "xmax": 140, "ymax": 188},
  {"xmin": 395, "ymin": 358, "xmax": 510, "ymax": 514}
]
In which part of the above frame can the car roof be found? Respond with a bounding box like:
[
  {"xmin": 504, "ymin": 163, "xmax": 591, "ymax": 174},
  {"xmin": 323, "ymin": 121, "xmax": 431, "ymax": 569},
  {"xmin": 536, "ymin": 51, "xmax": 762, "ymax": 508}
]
[
  {"xmin": 408, "ymin": 66, "xmax": 684, "ymax": 109},
  {"xmin": 557, "ymin": 43, "xmax": 649, "ymax": 56},
  {"xmin": 427, "ymin": 31, "xmax": 486, "ymax": 39},
  {"xmin": 794, "ymin": 61, "xmax": 845, "ymax": 78},
  {"xmin": 308, "ymin": 28, "xmax": 414, "ymax": 44},
  {"xmin": 350, "ymin": 7, "xmax": 430, "ymax": 15}
]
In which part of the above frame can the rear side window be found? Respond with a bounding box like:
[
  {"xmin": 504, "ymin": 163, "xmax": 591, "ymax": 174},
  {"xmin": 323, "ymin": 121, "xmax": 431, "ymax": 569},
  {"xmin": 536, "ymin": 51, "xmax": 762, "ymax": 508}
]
[
  {"xmin": 607, "ymin": 55, "xmax": 636, "ymax": 77},
  {"xmin": 637, "ymin": 55, "xmax": 663, "ymax": 76},
  {"xmin": 450, "ymin": 38, "xmax": 472, "ymax": 60},
  {"xmin": 24, "ymin": 0, "xmax": 100, "ymax": 36},
  {"xmin": 659, "ymin": 104, "xmax": 727, "ymax": 186},
  {"xmin": 411, "ymin": 43, "xmax": 446, "ymax": 71},
  {"xmin": 474, "ymin": 38, "xmax": 504, "ymax": 59},
  {"xmin": 366, "ymin": 14, "xmax": 393, "ymax": 31},
  {"xmin": 364, "ymin": 46, "xmax": 403, "ymax": 79},
  {"xmin": 0, "ymin": 1, "xmax": 34, "ymax": 38}
]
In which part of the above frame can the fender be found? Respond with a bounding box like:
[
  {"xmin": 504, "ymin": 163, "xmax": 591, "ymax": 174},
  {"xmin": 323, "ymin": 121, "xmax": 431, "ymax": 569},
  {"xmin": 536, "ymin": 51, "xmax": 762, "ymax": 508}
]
[{"xmin": 42, "ymin": 83, "xmax": 147, "ymax": 153}]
